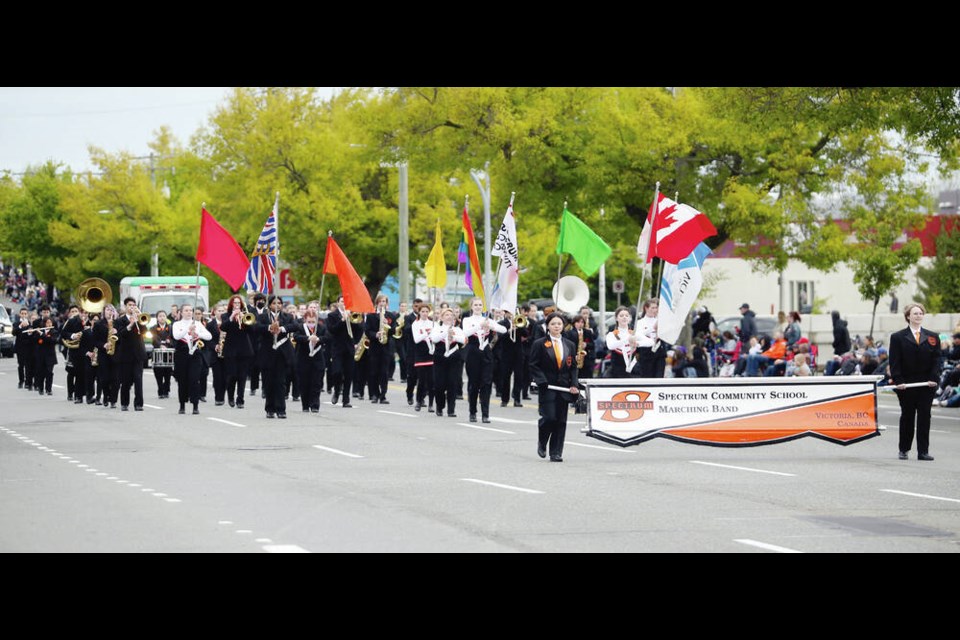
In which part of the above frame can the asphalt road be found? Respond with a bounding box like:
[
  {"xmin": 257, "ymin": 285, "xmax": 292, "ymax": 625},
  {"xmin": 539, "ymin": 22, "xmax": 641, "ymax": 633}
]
[{"xmin": 1, "ymin": 356, "xmax": 958, "ymax": 553}]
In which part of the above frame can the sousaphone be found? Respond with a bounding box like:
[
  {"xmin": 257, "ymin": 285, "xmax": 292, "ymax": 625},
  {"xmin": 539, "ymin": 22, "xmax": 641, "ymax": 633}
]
[
  {"xmin": 552, "ymin": 276, "xmax": 590, "ymax": 314},
  {"xmin": 77, "ymin": 277, "xmax": 113, "ymax": 314}
]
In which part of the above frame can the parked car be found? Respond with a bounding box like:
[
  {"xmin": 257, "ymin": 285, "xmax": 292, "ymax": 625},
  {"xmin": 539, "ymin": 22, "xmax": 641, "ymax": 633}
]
[
  {"xmin": 714, "ymin": 314, "xmax": 778, "ymax": 342},
  {"xmin": 0, "ymin": 305, "xmax": 14, "ymax": 357}
]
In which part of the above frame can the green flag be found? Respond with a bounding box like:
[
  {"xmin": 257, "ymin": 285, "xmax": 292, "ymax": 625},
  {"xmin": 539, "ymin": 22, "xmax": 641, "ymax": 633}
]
[{"xmin": 556, "ymin": 208, "xmax": 612, "ymax": 277}]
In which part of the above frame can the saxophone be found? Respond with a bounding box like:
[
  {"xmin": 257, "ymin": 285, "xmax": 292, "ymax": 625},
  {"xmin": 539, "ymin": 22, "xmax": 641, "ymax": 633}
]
[
  {"xmin": 105, "ymin": 317, "xmax": 117, "ymax": 356},
  {"xmin": 379, "ymin": 307, "xmax": 389, "ymax": 345},
  {"xmin": 393, "ymin": 314, "xmax": 405, "ymax": 339},
  {"xmin": 354, "ymin": 335, "xmax": 370, "ymax": 361},
  {"xmin": 217, "ymin": 326, "xmax": 226, "ymax": 359},
  {"xmin": 576, "ymin": 329, "xmax": 586, "ymax": 369}
]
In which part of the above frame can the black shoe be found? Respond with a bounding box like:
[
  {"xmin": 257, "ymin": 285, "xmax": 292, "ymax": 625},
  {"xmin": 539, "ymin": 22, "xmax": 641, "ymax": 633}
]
[
  {"xmin": 303, "ymin": 408, "xmax": 311, "ymax": 413},
  {"xmin": 436, "ymin": 409, "xmax": 443, "ymax": 417},
  {"xmin": 482, "ymin": 416, "xmax": 490, "ymax": 424},
  {"xmin": 918, "ymin": 453, "xmax": 935, "ymax": 461},
  {"xmin": 470, "ymin": 414, "xmax": 477, "ymax": 422},
  {"xmin": 228, "ymin": 400, "xmax": 235, "ymax": 407},
  {"xmin": 95, "ymin": 400, "xmax": 102, "ymax": 406},
  {"xmin": 415, "ymin": 402, "xmax": 422, "ymax": 411},
  {"xmin": 25, "ymin": 385, "xmax": 32, "ymax": 391},
  {"xmin": 379, "ymin": 398, "xmax": 389, "ymax": 404},
  {"xmin": 199, "ymin": 397, "xmax": 207, "ymax": 403},
  {"xmin": 277, "ymin": 413, "xmax": 286, "ymax": 419},
  {"xmin": 121, "ymin": 405, "xmax": 129, "ymax": 412},
  {"xmin": 215, "ymin": 401, "xmax": 224, "ymax": 406},
  {"xmin": 266, "ymin": 412, "xmax": 275, "ymax": 419},
  {"xmin": 18, "ymin": 382, "xmax": 23, "ymax": 389},
  {"xmin": 899, "ymin": 451, "xmax": 909, "ymax": 460},
  {"xmin": 447, "ymin": 412, "xmax": 457, "ymax": 418},
  {"xmin": 342, "ymin": 403, "xmax": 353, "ymax": 408},
  {"xmin": 332, "ymin": 392, "xmax": 340, "ymax": 405},
  {"xmin": 310, "ymin": 408, "xmax": 319, "ymax": 413},
  {"xmin": 86, "ymin": 398, "xmax": 94, "ymax": 404},
  {"xmin": 407, "ymin": 395, "xmax": 414, "ymax": 406},
  {"xmin": 110, "ymin": 403, "xmax": 117, "ymax": 409},
  {"xmin": 134, "ymin": 406, "xmax": 143, "ymax": 412},
  {"xmin": 261, "ymin": 391, "xmax": 266, "ymax": 399},
  {"xmin": 550, "ymin": 455, "xmax": 563, "ymax": 462},
  {"xmin": 192, "ymin": 407, "xmax": 200, "ymax": 415},
  {"xmin": 456, "ymin": 394, "xmax": 464, "ymax": 400},
  {"xmin": 46, "ymin": 391, "xmax": 53, "ymax": 396},
  {"xmin": 522, "ymin": 395, "xmax": 531, "ymax": 400},
  {"xmin": 513, "ymin": 401, "xmax": 523, "ymax": 407},
  {"xmin": 501, "ymin": 401, "xmax": 508, "ymax": 407},
  {"xmin": 538, "ymin": 444, "xmax": 547, "ymax": 459},
  {"xmin": 178, "ymin": 407, "xmax": 185, "ymax": 415}
]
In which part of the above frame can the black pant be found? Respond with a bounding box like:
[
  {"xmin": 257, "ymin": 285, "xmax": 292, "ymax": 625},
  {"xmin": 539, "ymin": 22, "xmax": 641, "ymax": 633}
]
[
  {"xmin": 297, "ymin": 355, "xmax": 323, "ymax": 410},
  {"xmin": 119, "ymin": 360, "xmax": 144, "ymax": 408},
  {"xmin": 499, "ymin": 349, "xmax": 524, "ymax": 403},
  {"xmin": 898, "ymin": 386, "xmax": 935, "ymax": 454},
  {"xmin": 98, "ymin": 358, "xmax": 119, "ymax": 404},
  {"xmin": 174, "ymin": 352, "xmax": 205, "ymax": 407},
  {"xmin": 85, "ymin": 361, "xmax": 99, "ymax": 400},
  {"xmin": 154, "ymin": 364, "xmax": 172, "ymax": 397},
  {"xmin": 412, "ymin": 363, "xmax": 434, "ymax": 406},
  {"xmin": 433, "ymin": 354, "xmax": 457, "ymax": 415},
  {"xmin": 538, "ymin": 394, "xmax": 570, "ymax": 458},
  {"xmin": 263, "ymin": 356, "xmax": 288, "ymax": 414},
  {"xmin": 226, "ymin": 355, "xmax": 251, "ymax": 405},
  {"xmin": 465, "ymin": 343, "xmax": 494, "ymax": 417},
  {"xmin": 367, "ymin": 344, "xmax": 389, "ymax": 400},
  {"xmin": 34, "ymin": 358, "xmax": 53, "ymax": 393},
  {"xmin": 332, "ymin": 352, "xmax": 355, "ymax": 406},
  {"xmin": 17, "ymin": 351, "xmax": 34, "ymax": 386},
  {"xmin": 210, "ymin": 357, "xmax": 225, "ymax": 402}
]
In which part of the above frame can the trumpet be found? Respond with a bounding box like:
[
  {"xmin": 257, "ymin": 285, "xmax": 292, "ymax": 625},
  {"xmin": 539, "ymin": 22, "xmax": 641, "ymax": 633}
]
[
  {"xmin": 512, "ymin": 309, "xmax": 529, "ymax": 329},
  {"xmin": 393, "ymin": 315, "xmax": 405, "ymax": 339},
  {"xmin": 138, "ymin": 312, "xmax": 150, "ymax": 326},
  {"xmin": 242, "ymin": 312, "xmax": 257, "ymax": 326},
  {"xmin": 350, "ymin": 311, "xmax": 365, "ymax": 324},
  {"xmin": 354, "ymin": 335, "xmax": 370, "ymax": 361}
]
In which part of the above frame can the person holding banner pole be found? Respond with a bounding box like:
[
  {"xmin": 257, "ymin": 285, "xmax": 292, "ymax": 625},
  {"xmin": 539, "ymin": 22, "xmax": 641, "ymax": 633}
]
[
  {"xmin": 529, "ymin": 312, "xmax": 579, "ymax": 462},
  {"xmin": 636, "ymin": 298, "xmax": 665, "ymax": 378},
  {"xmin": 889, "ymin": 302, "xmax": 941, "ymax": 461}
]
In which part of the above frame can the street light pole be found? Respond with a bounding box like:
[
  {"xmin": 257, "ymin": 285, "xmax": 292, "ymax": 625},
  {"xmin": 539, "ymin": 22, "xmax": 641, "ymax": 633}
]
[
  {"xmin": 398, "ymin": 161, "xmax": 410, "ymax": 304},
  {"xmin": 469, "ymin": 161, "xmax": 492, "ymax": 299}
]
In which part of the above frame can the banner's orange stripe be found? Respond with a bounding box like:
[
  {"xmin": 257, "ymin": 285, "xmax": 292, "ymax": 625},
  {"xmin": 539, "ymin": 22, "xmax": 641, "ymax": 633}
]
[{"xmin": 661, "ymin": 395, "xmax": 876, "ymax": 444}]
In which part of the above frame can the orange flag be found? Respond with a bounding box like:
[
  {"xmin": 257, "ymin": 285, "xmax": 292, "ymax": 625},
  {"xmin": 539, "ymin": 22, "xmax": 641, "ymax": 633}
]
[{"xmin": 323, "ymin": 236, "xmax": 374, "ymax": 313}]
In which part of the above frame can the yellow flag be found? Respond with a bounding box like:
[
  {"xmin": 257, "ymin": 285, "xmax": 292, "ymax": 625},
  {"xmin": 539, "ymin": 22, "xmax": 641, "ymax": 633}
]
[{"xmin": 424, "ymin": 219, "xmax": 447, "ymax": 289}]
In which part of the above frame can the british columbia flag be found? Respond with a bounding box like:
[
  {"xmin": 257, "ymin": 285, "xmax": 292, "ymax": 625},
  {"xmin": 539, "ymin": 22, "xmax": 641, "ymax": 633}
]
[{"xmin": 243, "ymin": 207, "xmax": 278, "ymax": 293}]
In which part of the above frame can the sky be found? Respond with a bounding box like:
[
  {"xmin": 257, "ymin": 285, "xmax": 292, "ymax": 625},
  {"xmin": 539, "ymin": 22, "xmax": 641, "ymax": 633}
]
[{"xmin": 0, "ymin": 87, "xmax": 338, "ymax": 175}]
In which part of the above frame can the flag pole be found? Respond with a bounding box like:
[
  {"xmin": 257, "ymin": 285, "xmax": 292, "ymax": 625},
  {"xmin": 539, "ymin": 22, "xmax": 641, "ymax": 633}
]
[
  {"xmin": 319, "ymin": 230, "xmax": 332, "ymax": 306},
  {"xmin": 271, "ymin": 192, "xmax": 280, "ymax": 302},
  {"xmin": 557, "ymin": 200, "xmax": 566, "ymax": 286},
  {"xmin": 195, "ymin": 202, "xmax": 205, "ymax": 310},
  {"xmin": 636, "ymin": 182, "xmax": 659, "ymax": 328}
]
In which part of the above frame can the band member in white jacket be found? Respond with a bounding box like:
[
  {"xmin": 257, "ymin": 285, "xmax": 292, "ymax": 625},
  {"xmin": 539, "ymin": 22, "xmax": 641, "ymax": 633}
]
[
  {"xmin": 430, "ymin": 307, "xmax": 466, "ymax": 418},
  {"xmin": 605, "ymin": 306, "xmax": 638, "ymax": 378},
  {"xmin": 461, "ymin": 297, "xmax": 507, "ymax": 423},
  {"xmin": 172, "ymin": 304, "xmax": 212, "ymax": 415}
]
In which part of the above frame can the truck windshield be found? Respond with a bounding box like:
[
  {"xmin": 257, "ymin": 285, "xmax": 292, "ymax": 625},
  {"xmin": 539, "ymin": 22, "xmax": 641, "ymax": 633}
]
[{"xmin": 139, "ymin": 294, "xmax": 207, "ymax": 316}]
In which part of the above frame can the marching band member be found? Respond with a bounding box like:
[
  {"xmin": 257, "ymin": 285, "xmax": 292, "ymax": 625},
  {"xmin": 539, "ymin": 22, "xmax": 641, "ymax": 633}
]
[
  {"xmin": 462, "ymin": 297, "xmax": 507, "ymax": 424},
  {"xmin": 294, "ymin": 306, "xmax": 325, "ymax": 413},
  {"xmin": 490, "ymin": 308, "xmax": 505, "ymax": 398},
  {"xmin": 93, "ymin": 304, "xmax": 120, "ymax": 409},
  {"xmin": 410, "ymin": 303, "xmax": 435, "ymax": 411},
  {"xmin": 394, "ymin": 301, "xmax": 409, "ymax": 383},
  {"xmin": 364, "ymin": 294, "xmax": 395, "ymax": 404},
  {"xmin": 325, "ymin": 296, "xmax": 360, "ymax": 408},
  {"xmin": 563, "ymin": 313, "xmax": 596, "ymax": 380},
  {"xmin": 450, "ymin": 305, "xmax": 466, "ymax": 400},
  {"xmin": 61, "ymin": 304, "xmax": 86, "ymax": 404},
  {"xmin": 247, "ymin": 293, "xmax": 267, "ymax": 399},
  {"xmin": 635, "ymin": 298, "xmax": 665, "ymax": 378},
  {"xmin": 284, "ymin": 303, "xmax": 301, "ymax": 404},
  {"xmin": 529, "ymin": 311, "xmax": 580, "ymax": 462},
  {"xmin": 171, "ymin": 303, "xmax": 212, "ymax": 415},
  {"xmin": 13, "ymin": 307, "xmax": 36, "ymax": 390},
  {"xmin": 520, "ymin": 303, "xmax": 544, "ymax": 401},
  {"xmin": 402, "ymin": 299, "xmax": 421, "ymax": 404},
  {"xmin": 81, "ymin": 312, "xmax": 101, "ymax": 404},
  {"xmin": 605, "ymin": 306, "xmax": 638, "ymax": 378},
  {"xmin": 204, "ymin": 304, "xmax": 225, "ymax": 404},
  {"xmin": 497, "ymin": 309, "xmax": 524, "ymax": 408},
  {"xmin": 220, "ymin": 294, "xmax": 254, "ymax": 409},
  {"xmin": 430, "ymin": 307, "xmax": 465, "ymax": 417},
  {"xmin": 116, "ymin": 297, "xmax": 147, "ymax": 412},
  {"xmin": 32, "ymin": 305, "xmax": 59, "ymax": 396},
  {"xmin": 151, "ymin": 310, "xmax": 173, "ymax": 399},
  {"xmin": 256, "ymin": 295, "xmax": 297, "ymax": 419}
]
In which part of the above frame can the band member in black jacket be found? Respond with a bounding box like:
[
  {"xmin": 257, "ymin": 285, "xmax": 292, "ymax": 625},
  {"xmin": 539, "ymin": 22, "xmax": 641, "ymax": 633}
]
[
  {"xmin": 326, "ymin": 296, "xmax": 362, "ymax": 408},
  {"xmin": 93, "ymin": 304, "xmax": 120, "ymax": 409},
  {"xmin": 889, "ymin": 302, "xmax": 942, "ymax": 461},
  {"xmin": 257, "ymin": 295, "xmax": 298, "ymax": 419},
  {"xmin": 205, "ymin": 304, "xmax": 224, "ymax": 405},
  {"xmin": 563, "ymin": 313, "xmax": 596, "ymax": 380},
  {"xmin": 365, "ymin": 294, "xmax": 396, "ymax": 404},
  {"xmin": 60, "ymin": 304, "xmax": 86, "ymax": 404},
  {"xmin": 294, "ymin": 307, "xmax": 325, "ymax": 413},
  {"xmin": 529, "ymin": 312, "xmax": 580, "ymax": 462},
  {"xmin": 81, "ymin": 312, "xmax": 101, "ymax": 403},
  {"xmin": 12, "ymin": 307, "xmax": 35, "ymax": 390},
  {"xmin": 116, "ymin": 297, "xmax": 147, "ymax": 411},
  {"xmin": 402, "ymin": 300, "xmax": 421, "ymax": 405},
  {"xmin": 151, "ymin": 310, "xmax": 174, "ymax": 399},
  {"xmin": 497, "ymin": 310, "xmax": 524, "ymax": 407},
  {"xmin": 32, "ymin": 305, "xmax": 59, "ymax": 395},
  {"xmin": 221, "ymin": 295, "xmax": 255, "ymax": 409},
  {"xmin": 520, "ymin": 303, "xmax": 545, "ymax": 401}
]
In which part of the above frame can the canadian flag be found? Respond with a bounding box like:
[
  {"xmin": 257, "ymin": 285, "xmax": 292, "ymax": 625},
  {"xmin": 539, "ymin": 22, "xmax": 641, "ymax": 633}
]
[{"xmin": 636, "ymin": 193, "xmax": 717, "ymax": 265}]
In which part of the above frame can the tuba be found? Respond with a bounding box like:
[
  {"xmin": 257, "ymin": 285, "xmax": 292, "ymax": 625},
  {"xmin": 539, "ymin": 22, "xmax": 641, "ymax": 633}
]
[{"xmin": 77, "ymin": 277, "xmax": 112, "ymax": 314}]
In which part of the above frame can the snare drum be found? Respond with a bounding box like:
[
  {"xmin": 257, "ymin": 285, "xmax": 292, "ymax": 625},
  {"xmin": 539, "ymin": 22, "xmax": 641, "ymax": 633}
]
[{"xmin": 152, "ymin": 347, "xmax": 175, "ymax": 368}]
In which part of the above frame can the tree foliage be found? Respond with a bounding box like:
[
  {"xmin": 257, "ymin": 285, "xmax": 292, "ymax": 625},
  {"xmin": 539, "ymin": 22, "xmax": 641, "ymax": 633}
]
[{"xmin": 917, "ymin": 220, "xmax": 960, "ymax": 313}]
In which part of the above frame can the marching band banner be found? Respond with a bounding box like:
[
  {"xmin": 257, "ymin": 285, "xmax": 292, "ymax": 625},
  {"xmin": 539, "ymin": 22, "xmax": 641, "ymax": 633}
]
[{"xmin": 582, "ymin": 377, "xmax": 882, "ymax": 448}]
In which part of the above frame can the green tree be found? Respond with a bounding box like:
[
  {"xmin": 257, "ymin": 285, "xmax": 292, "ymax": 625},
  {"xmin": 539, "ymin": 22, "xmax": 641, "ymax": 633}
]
[{"xmin": 917, "ymin": 219, "xmax": 960, "ymax": 312}]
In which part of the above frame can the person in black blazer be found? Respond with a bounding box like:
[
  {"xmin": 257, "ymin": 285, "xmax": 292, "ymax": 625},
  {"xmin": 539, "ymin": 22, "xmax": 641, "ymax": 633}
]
[
  {"xmin": 257, "ymin": 295, "xmax": 297, "ymax": 419},
  {"xmin": 221, "ymin": 295, "xmax": 255, "ymax": 408},
  {"xmin": 529, "ymin": 311, "xmax": 580, "ymax": 462},
  {"xmin": 116, "ymin": 296, "xmax": 148, "ymax": 411},
  {"xmin": 294, "ymin": 306, "xmax": 325, "ymax": 413},
  {"xmin": 151, "ymin": 310, "xmax": 174, "ymax": 399},
  {"xmin": 32, "ymin": 305, "xmax": 59, "ymax": 395},
  {"xmin": 326, "ymin": 297, "xmax": 362, "ymax": 408},
  {"xmin": 60, "ymin": 304, "xmax": 86, "ymax": 404},
  {"xmin": 889, "ymin": 302, "xmax": 941, "ymax": 461}
]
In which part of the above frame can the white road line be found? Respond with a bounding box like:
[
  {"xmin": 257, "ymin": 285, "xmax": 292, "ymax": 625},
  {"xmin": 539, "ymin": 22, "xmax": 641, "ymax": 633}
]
[
  {"xmin": 218, "ymin": 520, "xmax": 234, "ymax": 525},
  {"xmin": 207, "ymin": 417, "xmax": 247, "ymax": 428},
  {"xmin": 460, "ymin": 478, "xmax": 544, "ymax": 495},
  {"xmin": 566, "ymin": 441, "xmax": 636, "ymax": 453},
  {"xmin": 143, "ymin": 404, "xmax": 163, "ymax": 410},
  {"xmin": 52, "ymin": 384, "xmax": 64, "ymax": 389},
  {"xmin": 263, "ymin": 545, "xmax": 310, "ymax": 553},
  {"xmin": 255, "ymin": 538, "xmax": 273, "ymax": 543},
  {"xmin": 689, "ymin": 460, "xmax": 797, "ymax": 477},
  {"xmin": 882, "ymin": 489, "xmax": 960, "ymax": 504},
  {"xmin": 487, "ymin": 416, "xmax": 536, "ymax": 425},
  {"xmin": 164, "ymin": 498, "xmax": 181, "ymax": 503},
  {"xmin": 378, "ymin": 410, "xmax": 417, "ymax": 418},
  {"xmin": 312, "ymin": 445, "xmax": 364, "ymax": 459},
  {"xmin": 455, "ymin": 422, "xmax": 516, "ymax": 434},
  {"xmin": 236, "ymin": 530, "xmax": 253, "ymax": 534},
  {"xmin": 734, "ymin": 539, "xmax": 803, "ymax": 553}
]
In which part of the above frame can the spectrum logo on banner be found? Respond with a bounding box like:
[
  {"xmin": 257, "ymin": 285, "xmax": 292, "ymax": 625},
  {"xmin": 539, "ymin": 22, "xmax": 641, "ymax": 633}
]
[{"xmin": 583, "ymin": 378, "xmax": 881, "ymax": 448}]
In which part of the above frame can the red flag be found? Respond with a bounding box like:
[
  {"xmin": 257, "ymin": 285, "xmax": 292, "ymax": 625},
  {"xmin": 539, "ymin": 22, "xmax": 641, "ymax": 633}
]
[
  {"xmin": 323, "ymin": 236, "xmax": 374, "ymax": 313},
  {"xmin": 646, "ymin": 193, "xmax": 717, "ymax": 264},
  {"xmin": 195, "ymin": 208, "xmax": 251, "ymax": 291}
]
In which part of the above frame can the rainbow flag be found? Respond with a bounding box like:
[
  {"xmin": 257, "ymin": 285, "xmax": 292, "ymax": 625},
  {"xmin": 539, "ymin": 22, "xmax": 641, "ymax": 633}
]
[{"xmin": 460, "ymin": 206, "xmax": 486, "ymax": 308}]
